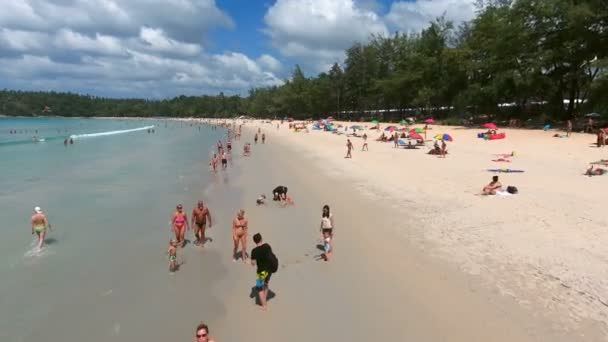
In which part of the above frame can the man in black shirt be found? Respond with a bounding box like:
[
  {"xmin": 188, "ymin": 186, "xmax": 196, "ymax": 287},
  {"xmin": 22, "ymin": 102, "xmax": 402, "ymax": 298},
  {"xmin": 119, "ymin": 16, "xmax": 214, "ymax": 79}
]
[
  {"xmin": 250, "ymin": 233, "xmax": 274, "ymax": 311},
  {"xmin": 272, "ymin": 185, "xmax": 287, "ymax": 202}
]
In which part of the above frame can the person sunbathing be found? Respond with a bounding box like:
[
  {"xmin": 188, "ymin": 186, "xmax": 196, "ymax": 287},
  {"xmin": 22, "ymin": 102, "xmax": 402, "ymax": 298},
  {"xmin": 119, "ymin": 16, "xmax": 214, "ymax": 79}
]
[
  {"xmin": 482, "ymin": 176, "xmax": 502, "ymax": 195},
  {"xmin": 585, "ymin": 166, "xmax": 606, "ymax": 176}
]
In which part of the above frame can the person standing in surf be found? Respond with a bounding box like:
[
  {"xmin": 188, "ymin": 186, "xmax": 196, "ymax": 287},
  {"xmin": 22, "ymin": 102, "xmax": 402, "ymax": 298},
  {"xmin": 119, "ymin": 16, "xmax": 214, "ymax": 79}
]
[
  {"xmin": 191, "ymin": 201, "xmax": 213, "ymax": 246},
  {"xmin": 31, "ymin": 206, "xmax": 51, "ymax": 250},
  {"xmin": 171, "ymin": 204, "xmax": 189, "ymax": 247},
  {"xmin": 232, "ymin": 209, "xmax": 249, "ymax": 262},
  {"xmin": 221, "ymin": 151, "xmax": 228, "ymax": 170},
  {"xmin": 210, "ymin": 153, "xmax": 219, "ymax": 172}
]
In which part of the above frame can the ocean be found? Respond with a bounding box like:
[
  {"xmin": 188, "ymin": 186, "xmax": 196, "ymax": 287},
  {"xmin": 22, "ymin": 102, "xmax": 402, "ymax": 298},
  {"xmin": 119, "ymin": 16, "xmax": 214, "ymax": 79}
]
[{"xmin": 0, "ymin": 117, "xmax": 232, "ymax": 341}]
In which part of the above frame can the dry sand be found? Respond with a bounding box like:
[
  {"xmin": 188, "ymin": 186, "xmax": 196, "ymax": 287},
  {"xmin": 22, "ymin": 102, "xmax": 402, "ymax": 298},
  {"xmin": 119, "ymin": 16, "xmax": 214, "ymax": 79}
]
[{"xmin": 229, "ymin": 120, "xmax": 608, "ymax": 341}]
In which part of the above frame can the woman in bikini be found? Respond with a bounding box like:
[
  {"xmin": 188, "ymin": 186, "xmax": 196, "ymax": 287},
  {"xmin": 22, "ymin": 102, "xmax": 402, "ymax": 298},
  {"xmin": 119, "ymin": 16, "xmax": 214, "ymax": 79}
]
[
  {"xmin": 171, "ymin": 204, "xmax": 189, "ymax": 247},
  {"xmin": 232, "ymin": 209, "xmax": 248, "ymax": 262}
]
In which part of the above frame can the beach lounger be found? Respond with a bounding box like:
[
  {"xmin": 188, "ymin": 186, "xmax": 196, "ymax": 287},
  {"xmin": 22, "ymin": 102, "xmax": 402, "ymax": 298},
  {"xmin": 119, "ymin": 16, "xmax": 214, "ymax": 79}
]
[{"xmin": 397, "ymin": 139, "xmax": 419, "ymax": 149}]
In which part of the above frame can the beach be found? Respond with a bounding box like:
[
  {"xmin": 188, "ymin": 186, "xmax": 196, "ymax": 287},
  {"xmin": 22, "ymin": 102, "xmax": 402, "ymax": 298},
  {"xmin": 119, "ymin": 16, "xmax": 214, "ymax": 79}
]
[
  {"xmin": 250, "ymin": 120, "xmax": 608, "ymax": 340},
  {"xmin": 2, "ymin": 117, "xmax": 607, "ymax": 341}
]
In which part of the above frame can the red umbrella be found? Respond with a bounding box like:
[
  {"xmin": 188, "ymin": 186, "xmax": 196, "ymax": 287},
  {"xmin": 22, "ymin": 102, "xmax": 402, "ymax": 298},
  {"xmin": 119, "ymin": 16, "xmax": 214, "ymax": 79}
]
[
  {"xmin": 408, "ymin": 133, "xmax": 424, "ymax": 140},
  {"xmin": 483, "ymin": 123, "xmax": 498, "ymax": 130},
  {"xmin": 424, "ymin": 118, "xmax": 435, "ymax": 124}
]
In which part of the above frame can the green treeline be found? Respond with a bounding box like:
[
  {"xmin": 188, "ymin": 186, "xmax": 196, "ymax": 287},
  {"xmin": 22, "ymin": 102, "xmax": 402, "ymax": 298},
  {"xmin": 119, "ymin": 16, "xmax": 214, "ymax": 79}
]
[{"xmin": 1, "ymin": 0, "xmax": 607, "ymax": 122}]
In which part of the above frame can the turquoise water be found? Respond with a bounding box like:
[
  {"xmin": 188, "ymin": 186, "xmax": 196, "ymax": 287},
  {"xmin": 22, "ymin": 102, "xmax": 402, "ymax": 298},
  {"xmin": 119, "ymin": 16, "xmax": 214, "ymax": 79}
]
[{"xmin": 0, "ymin": 118, "xmax": 229, "ymax": 341}]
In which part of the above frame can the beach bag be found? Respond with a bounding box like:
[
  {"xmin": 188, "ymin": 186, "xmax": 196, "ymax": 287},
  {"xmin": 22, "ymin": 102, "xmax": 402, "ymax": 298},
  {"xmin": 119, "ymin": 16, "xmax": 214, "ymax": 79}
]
[
  {"xmin": 506, "ymin": 186, "xmax": 518, "ymax": 194},
  {"xmin": 269, "ymin": 250, "xmax": 279, "ymax": 273}
]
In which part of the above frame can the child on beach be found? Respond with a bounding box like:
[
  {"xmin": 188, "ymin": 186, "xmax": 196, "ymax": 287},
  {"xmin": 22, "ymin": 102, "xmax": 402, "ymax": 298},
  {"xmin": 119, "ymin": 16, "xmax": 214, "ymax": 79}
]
[{"xmin": 168, "ymin": 239, "xmax": 178, "ymax": 272}]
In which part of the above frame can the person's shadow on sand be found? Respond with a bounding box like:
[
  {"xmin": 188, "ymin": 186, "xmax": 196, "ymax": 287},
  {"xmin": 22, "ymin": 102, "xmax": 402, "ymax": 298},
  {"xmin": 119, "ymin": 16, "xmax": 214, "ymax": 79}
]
[{"xmin": 249, "ymin": 286, "xmax": 276, "ymax": 306}]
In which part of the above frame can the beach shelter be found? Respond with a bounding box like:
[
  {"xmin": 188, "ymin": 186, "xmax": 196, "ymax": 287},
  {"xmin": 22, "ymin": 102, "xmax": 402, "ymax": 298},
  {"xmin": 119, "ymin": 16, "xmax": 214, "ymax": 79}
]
[
  {"xmin": 434, "ymin": 133, "xmax": 453, "ymax": 142},
  {"xmin": 483, "ymin": 123, "xmax": 498, "ymax": 130},
  {"xmin": 327, "ymin": 116, "xmax": 335, "ymax": 120},
  {"xmin": 410, "ymin": 128, "xmax": 424, "ymax": 134},
  {"xmin": 384, "ymin": 125, "xmax": 398, "ymax": 132},
  {"xmin": 399, "ymin": 120, "xmax": 407, "ymax": 125},
  {"xmin": 408, "ymin": 133, "xmax": 424, "ymax": 140},
  {"xmin": 370, "ymin": 119, "xmax": 379, "ymax": 124},
  {"xmin": 424, "ymin": 118, "xmax": 435, "ymax": 124}
]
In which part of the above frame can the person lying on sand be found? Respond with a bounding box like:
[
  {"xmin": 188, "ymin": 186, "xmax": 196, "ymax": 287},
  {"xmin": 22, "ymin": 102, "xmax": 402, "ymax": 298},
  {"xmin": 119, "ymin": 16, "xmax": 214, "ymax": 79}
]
[
  {"xmin": 585, "ymin": 166, "xmax": 606, "ymax": 176},
  {"xmin": 482, "ymin": 176, "xmax": 502, "ymax": 195}
]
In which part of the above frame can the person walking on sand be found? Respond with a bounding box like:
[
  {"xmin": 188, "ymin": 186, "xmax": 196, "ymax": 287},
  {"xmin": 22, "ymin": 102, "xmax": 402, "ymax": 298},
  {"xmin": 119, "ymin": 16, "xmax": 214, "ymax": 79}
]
[
  {"xmin": 31, "ymin": 206, "xmax": 51, "ymax": 250},
  {"xmin": 567, "ymin": 119, "xmax": 573, "ymax": 137},
  {"xmin": 262, "ymin": 133, "xmax": 266, "ymax": 144},
  {"xmin": 194, "ymin": 323, "xmax": 216, "ymax": 342},
  {"xmin": 232, "ymin": 209, "xmax": 249, "ymax": 262},
  {"xmin": 192, "ymin": 201, "xmax": 213, "ymax": 246},
  {"xmin": 345, "ymin": 139, "xmax": 353, "ymax": 158},
  {"xmin": 251, "ymin": 233, "xmax": 277, "ymax": 311},
  {"xmin": 171, "ymin": 204, "xmax": 189, "ymax": 247},
  {"xmin": 440, "ymin": 139, "xmax": 447, "ymax": 158},
  {"xmin": 320, "ymin": 205, "xmax": 334, "ymax": 261},
  {"xmin": 362, "ymin": 133, "xmax": 368, "ymax": 151}
]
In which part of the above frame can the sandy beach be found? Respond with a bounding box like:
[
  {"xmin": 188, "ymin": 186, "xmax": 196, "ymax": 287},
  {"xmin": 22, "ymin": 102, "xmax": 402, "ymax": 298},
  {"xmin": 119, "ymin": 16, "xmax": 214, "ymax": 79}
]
[
  {"xmin": 3, "ymin": 117, "xmax": 607, "ymax": 341},
  {"xmin": 223, "ymin": 119, "xmax": 607, "ymax": 340}
]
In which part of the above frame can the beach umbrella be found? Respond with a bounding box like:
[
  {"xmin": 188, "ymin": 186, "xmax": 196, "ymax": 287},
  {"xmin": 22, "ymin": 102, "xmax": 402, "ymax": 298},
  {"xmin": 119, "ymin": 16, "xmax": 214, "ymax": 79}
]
[
  {"xmin": 408, "ymin": 133, "xmax": 424, "ymax": 140},
  {"xmin": 424, "ymin": 118, "xmax": 435, "ymax": 124},
  {"xmin": 482, "ymin": 123, "xmax": 498, "ymax": 130},
  {"xmin": 370, "ymin": 119, "xmax": 379, "ymax": 124},
  {"xmin": 399, "ymin": 119, "xmax": 407, "ymax": 125},
  {"xmin": 384, "ymin": 125, "xmax": 398, "ymax": 132},
  {"xmin": 410, "ymin": 128, "xmax": 424, "ymax": 134},
  {"xmin": 434, "ymin": 133, "xmax": 453, "ymax": 141}
]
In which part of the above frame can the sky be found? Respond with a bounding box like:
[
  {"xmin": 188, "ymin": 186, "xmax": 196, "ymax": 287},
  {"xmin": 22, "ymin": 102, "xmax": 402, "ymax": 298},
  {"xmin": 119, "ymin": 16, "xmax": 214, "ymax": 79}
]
[{"xmin": 0, "ymin": 0, "xmax": 477, "ymax": 98}]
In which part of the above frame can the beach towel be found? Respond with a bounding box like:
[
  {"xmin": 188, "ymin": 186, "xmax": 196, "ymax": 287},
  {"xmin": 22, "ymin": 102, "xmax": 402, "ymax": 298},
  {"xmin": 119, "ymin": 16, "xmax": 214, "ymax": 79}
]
[
  {"xmin": 491, "ymin": 159, "xmax": 511, "ymax": 162},
  {"xmin": 494, "ymin": 153, "xmax": 515, "ymax": 158},
  {"xmin": 495, "ymin": 190, "xmax": 513, "ymax": 196},
  {"xmin": 488, "ymin": 169, "xmax": 525, "ymax": 173},
  {"xmin": 590, "ymin": 160, "xmax": 608, "ymax": 166}
]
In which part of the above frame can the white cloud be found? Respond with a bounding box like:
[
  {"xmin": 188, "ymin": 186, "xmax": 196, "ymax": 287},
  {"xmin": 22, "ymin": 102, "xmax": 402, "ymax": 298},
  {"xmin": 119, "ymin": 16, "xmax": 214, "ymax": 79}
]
[
  {"xmin": 256, "ymin": 54, "xmax": 282, "ymax": 73},
  {"xmin": 138, "ymin": 27, "xmax": 202, "ymax": 57},
  {"xmin": 386, "ymin": 0, "xmax": 477, "ymax": 34},
  {"xmin": 0, "ymin": 0, "xmax": 283, "ymax": 97},
  {"xmin": 54, "ymin": 29, "xmax": 125, "ymax": 56},
  {"xmin": 263, "ymin": 0, "xmax": 388, "ymax": 72}
]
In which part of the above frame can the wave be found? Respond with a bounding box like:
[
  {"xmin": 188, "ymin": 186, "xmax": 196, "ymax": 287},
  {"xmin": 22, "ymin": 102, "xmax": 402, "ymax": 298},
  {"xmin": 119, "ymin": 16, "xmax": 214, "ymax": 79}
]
[{"xmin": 70, "ymin": 125, "xmax": 155, "ymax": 140}]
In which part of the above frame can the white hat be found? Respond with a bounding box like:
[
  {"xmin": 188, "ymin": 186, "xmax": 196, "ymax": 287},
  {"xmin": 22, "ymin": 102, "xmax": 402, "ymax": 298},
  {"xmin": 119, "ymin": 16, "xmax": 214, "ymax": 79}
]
[{"xmin": 34, "ymin": 206, "xmax": 42, "ymax": 213}]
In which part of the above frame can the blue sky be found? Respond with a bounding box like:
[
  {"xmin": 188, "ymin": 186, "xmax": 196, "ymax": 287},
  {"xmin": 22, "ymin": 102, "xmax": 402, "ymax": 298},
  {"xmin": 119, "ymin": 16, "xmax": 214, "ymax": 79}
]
[{"xmin": 0, "ymin": 0, "xmax": 476, "ymax": 98}]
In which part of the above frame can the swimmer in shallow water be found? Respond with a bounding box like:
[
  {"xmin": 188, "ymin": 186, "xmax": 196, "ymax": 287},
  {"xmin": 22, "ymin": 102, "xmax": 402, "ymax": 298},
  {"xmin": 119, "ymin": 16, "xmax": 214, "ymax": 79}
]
[
  {"xmin": 167, "ymin": 239, "xmax": 178, "ymax": 272},
  {"xmin": 31, "ymin": 206, "xmax": 51, "ymax": 250},
  {"xmin": 256, "ymin": 194, "xmax": 266, "ymax": 205},
  {"xmin": 171, "ymin": 204, "xmax": 189, "ymax": 247}
]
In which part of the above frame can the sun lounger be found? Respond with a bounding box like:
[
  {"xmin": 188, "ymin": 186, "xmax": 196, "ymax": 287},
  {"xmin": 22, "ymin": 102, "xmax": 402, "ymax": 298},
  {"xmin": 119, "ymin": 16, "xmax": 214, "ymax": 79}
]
[{"xmin": 397, "ymin": 139, "xmax": 419, "ymax": 149}]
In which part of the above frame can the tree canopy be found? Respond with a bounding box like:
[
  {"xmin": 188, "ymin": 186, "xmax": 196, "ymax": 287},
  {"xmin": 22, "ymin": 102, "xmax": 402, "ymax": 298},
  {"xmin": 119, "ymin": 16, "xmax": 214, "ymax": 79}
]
[{"xmin": 1, "ymin": 0, "xmax": 606, "ymax": 123}]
